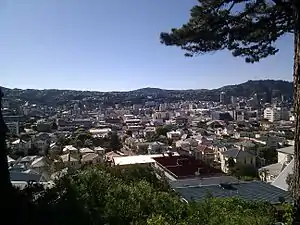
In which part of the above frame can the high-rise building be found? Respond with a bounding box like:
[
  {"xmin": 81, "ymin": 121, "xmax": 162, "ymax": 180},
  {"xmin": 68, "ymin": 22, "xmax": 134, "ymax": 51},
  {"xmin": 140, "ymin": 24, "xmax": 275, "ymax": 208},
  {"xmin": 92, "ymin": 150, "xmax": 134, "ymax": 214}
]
[
  {"xmin": 253, "ymin": 93, "xmax": 258, "ymax": 104},
  {"xmin": 220, "ymin": 92, "xmax": 226, "ymax": 104},
  {"xmin": 263, "ymin": 107, "xmax": 281, "ymax": 122},
  {"xmin": 231, "ymin": 96, "xmax": 237, "ymax": 105}
]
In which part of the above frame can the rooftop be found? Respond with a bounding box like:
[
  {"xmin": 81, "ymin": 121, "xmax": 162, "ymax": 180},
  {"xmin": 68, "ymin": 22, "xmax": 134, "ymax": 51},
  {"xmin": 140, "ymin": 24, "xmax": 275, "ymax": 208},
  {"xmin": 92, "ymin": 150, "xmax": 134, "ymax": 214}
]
[
  {"xmin": 222, "ymin": 148, "xmax": 254, "ymax": 159},
  {"xmin": 272, "ymin": 159, "xmax": 294, "ymax": 191},
  {"xmin": 175, "ymin": 181, "xmax": 292, "ymax": 204},
  {"xmin": 277, "ymin": 145, "xmax": 294, "ymax": 155},
  {"xmin": 154, "ymin": 155, "xmax": 222, "ymax": 179},
  {"xmin": 10, "ymin": 171, "xmax": 43, "ymax": 182},
  {"xmin": 170, "ymin": 176, "xmax": 239, "ymax": 189},
  {"xmin": 82, "ymin": 153, "xmax": 99, "ymax": 162},
  {"xmin": 79, "ymin": 148, "xmax": 94, "ymax": 154},
  {"xmin": 113, "ymin": 152, "xmax": 179, "ymax": 166}
]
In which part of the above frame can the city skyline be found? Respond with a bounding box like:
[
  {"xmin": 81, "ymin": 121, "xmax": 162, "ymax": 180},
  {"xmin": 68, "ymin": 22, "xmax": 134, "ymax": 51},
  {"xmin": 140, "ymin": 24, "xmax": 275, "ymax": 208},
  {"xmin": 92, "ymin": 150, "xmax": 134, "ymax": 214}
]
[
  {"xmin": 1, "ymin": 79, "xmax": 292, "ymax": 93},
  {"xmin": 0, "ymin": 0, "xmax": 293, "ymax": 91}
]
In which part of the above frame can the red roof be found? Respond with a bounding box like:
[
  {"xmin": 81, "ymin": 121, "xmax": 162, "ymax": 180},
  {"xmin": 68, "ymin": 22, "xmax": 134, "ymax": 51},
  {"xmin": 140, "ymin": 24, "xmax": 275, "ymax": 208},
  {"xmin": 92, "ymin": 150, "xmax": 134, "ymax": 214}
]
[{"xmin": 154, "ymin": 155, "xmax": 222, "ymax": 179}]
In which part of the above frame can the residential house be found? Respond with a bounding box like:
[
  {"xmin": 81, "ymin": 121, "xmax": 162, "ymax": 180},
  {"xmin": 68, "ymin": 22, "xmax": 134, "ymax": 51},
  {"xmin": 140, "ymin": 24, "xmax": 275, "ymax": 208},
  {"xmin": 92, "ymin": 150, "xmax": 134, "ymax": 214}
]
[
  {"xmin": 153, "ymin": 155, "xmax": 222, "ymax": 180},
  {"xmin": 143, "ymin": 127, "xmax": 156, "ymax": 138},
  {"xmin": 94, "ymin": 146, "xmax": 106, "ymax": 155},
  {"xmin": 148, "ymin": 141, "xmax": 167, "ymax": 154},
  {"xmin": 215, "ymin": 127, "xmax": 231, "ymax": 136},
  {"xmin": 63, "ymin": 145, "xmax": 78, "ymax": 154},
  {"xmin": 11, "ymin": 139, "xmax": 31, "ymax": 155},
  {"xmin": 196, "ymin": 144, "xmax": 215, "ymax": 163},
  {"xmin": 124, "ymin": 137, "xmax": 138, "ymax": 150},
  {"xmin": 48, "ymin": 143, "xmax": 61, "ymax": 156},
  {"xmin": 81, "ymin": 153, "xmax": 101, "ymax": 165},
  {"xmin": 259, "ymin": 145, "xmax": 293, "ymax": 184},
  {"xmin": 234, "ymin": 141, "xmax": 256, "ymax": 153},
  {"xmin": 220, "ymin": 148, "xmax": 256, "ymax": 173},
  {"xmin": 176, "ymin": 138, "xmax": 199, "ymax": 155},
  {"xmin": 79, "ymin": 147, "xmax": 94, "ymax": 155},
  {"xmin": 30, "ymin": 156, "xmax": 50, "ymax": 179},
  {"xmin": 277, "ymin": 145, "xmax": 293, "ymax": 163},
  {"xmin": 33, "ymin": 132, "xmax": 51, "ymax": 155},
  {"xmin": 167, "ymin": 130, "xmax": 182, "ymax": 141},
  {"xmin": 60, "ymin": 153, "xmax": 80, "ymax": 168},
  {"xmin": 7, "ymin": 156, "xmax": 15, "ymax": 167},
  {"xmin": 105, "ymin": 151, "xmax": 121, "ymax": 162}
]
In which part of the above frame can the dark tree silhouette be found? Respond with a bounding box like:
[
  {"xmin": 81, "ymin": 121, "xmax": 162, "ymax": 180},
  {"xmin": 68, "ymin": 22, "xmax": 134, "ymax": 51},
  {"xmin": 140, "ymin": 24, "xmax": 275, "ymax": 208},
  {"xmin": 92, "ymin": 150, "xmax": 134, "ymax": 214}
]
[
  {"xmin": 160, "ymin": 1, "xmax": 299, "ymax": 223},
  {"xmin": 109, "ymin": 132, "xmax": 122, "ymax": 152},
  {"xmin": 227, "ymin": 157, "xmax": 236, "ymax": 169},
  {"xmin": 0, "ymin": 88, "xmax": 11, "ymax": 190}
]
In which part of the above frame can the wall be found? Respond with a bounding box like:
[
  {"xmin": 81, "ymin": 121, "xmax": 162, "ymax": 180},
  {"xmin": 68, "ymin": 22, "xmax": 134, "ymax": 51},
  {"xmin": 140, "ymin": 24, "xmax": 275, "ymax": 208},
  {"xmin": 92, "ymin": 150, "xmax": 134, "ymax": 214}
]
[{"xmin": 277, "ymin": 152, "xmax": 289, "ymax": 163}]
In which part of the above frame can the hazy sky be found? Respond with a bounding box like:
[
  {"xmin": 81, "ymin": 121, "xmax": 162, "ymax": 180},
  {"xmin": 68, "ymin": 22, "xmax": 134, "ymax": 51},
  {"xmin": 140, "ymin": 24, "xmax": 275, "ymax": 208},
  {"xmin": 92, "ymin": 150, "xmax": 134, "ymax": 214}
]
[{"xmin": 0, "ymin": 0, "xmax": 293, "ymax": 91}]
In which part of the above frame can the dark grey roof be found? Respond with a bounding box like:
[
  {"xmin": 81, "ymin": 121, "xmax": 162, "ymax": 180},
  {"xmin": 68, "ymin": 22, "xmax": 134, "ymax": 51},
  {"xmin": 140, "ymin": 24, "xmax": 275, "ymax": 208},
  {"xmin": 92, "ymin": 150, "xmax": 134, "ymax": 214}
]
[
  {"xmin": 10, "ymin": 171, "xmax": 43, "ymax": 182},
  {"xmin": 170, "ymin": 176, "xmax": 239, "ymax": 189},
  {"xmin": 222, "ymin": 148, "xmax": 253, "ymax": 159},
  {"xmin": 174, "ymin": 181, "xmax": 292, "ymax": 204}
]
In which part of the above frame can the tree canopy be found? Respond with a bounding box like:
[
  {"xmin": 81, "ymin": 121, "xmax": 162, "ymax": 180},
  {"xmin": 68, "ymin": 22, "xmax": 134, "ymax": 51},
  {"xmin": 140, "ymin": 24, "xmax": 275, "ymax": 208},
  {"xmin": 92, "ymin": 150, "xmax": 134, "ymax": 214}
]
[
  {"xmin": 14, "ymin": 164, "xmax": 284, "ymax": 225},
  {"xmin": 160, "ymin": 1, "xmax": 299, "ymax": 223},
  {"xmin": 160, "ymin": 0, "xmax": 294, "ymax": 63}
]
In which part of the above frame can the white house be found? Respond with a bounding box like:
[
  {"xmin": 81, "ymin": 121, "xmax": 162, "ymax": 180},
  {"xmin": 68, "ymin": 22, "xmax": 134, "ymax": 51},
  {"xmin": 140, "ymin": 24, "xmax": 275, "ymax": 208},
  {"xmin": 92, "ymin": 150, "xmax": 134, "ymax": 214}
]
[
  {"xmin": 63, "ymin": 145, "xmax": 78, "ymax": 154},
  {"xmin": 220, "ymin": 148, "xmax": 256, "ymax": 173},
  {"xmin": 167, "ymin": 130, "xmax": 182, "ymax": 140},
  {"xmin": 259, "ymin": 145, "xmax": 294, "ymax": 184}
]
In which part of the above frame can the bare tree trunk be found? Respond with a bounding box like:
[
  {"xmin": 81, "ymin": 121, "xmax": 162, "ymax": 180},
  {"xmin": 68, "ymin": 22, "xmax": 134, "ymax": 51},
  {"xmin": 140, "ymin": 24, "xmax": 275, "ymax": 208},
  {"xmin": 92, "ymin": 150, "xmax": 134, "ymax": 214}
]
[
  {"xmin": 0, "ymin": 89, "xmax": 11, "ymax": 192},
  {"xmin": 0, "ymin": 89, "xmax": 14, "ymax": 224},
  {"xmin": 293, "ymin": 2, "xmax": 300, "ymax": 224}
]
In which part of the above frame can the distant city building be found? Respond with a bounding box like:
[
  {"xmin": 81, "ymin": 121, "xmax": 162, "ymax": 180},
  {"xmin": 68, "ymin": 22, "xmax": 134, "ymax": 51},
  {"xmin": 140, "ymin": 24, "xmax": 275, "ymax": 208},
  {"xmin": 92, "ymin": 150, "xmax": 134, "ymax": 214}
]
[
  {"xmin": 237, "ymin": 101, "xmax": 247, "ymax": 109},
  {"xmin": 231, "ymin": 96, "xmax": 237, "ymax": 105},
  {"xmin": 230, "ymin": 110, "xmax": 245, "ymax": 121},
  {"xmin": 253, "ymin": 93, "xmax": 259, "ymax": 104},
  {"xmin": 152, "ymin": 111, "xmax": 169, "ymax": 120},
  {"xmin": 264, "ymin": 107, "xmax": 281, "ymax": 122},
  {"xmin": 281, "ymin": 95, "xmax": 285, "ymax": 103},
  {"xmin": 220, "ymin": 92, "xmax": 226, "ymax": 104},
  {"xmin": 159, "ymin": 103, "xmax": 168, "ymax": 111},
  {"xmin": 132, "ymin": 104, "xmax": 142, "ymax": 110},
  {"xmin": 145, "ymin": 101, "xmax": 156, "ymax": 107},
  {"xmin": 211, "ymin": 111, "xmax": 233, "ymax": 121},
  {"xmin": 1, "ymin": 98, "xmax": 10, "ymax": 109},
  {"xmin": 246, "ymin": 110, "xmax": 259, "ymax": 120},
  {"xmin": 6, "ymin": 121, "xmax": 20, "ymax": 136}
]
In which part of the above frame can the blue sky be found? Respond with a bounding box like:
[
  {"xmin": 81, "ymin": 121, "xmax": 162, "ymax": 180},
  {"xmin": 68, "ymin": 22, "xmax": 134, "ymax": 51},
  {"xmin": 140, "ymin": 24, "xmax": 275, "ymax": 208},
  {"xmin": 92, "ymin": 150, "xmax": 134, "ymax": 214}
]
[{"xmin": 0, "ymin": 0, "xmax": 293, "ymax": 91}]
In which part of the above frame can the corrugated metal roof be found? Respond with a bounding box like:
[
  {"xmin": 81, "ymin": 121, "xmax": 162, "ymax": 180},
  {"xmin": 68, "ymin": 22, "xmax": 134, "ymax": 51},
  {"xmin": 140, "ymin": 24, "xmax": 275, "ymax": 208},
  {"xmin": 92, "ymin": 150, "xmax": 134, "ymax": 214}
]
[
  {"xmin": 175, "ymin": 181, "xmax": 292, "ymax": 204},
  {"xmin": 170, "ymin": 176, "xmax": 239, "ymax": 188}
]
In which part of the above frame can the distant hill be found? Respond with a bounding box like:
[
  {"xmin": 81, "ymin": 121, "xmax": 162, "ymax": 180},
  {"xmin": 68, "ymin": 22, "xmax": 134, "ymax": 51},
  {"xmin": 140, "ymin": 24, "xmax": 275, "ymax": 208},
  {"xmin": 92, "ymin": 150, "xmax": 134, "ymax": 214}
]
[
  {"xmin": 1, "ymin": 79, "xmax": 293, "ymax": 106},
  {"xmin": 215, "ymin": 80, "xmax": 292, "ymax": 98}
]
